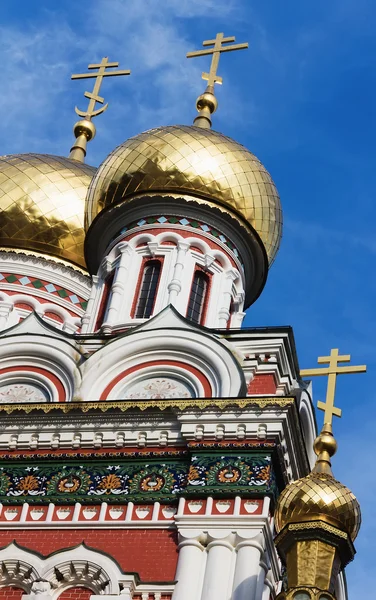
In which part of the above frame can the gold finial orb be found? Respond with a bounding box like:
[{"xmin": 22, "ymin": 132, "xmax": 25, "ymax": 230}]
[
  {"xmin": 196, "ymin": 91, "xmax": 218, "ymax": 114},
  {"xmin": 85, "ymin": 125, "xmax": 282, "ymax": 264},
  {"xmin": 0, "ymin": 154, "xmax": 96, "ymax": 269},
  {"xmin": 73, "ymin": 119, "xmax": 96, "ymax": 142},
  {"xmin": 313, "ymin": 428, "xmax": 337, "ymax": 458}
]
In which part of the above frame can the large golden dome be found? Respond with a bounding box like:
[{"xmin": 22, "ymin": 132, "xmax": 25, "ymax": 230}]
[
  {"xmin": 85, "ymin": 125, "xmax": 282, "ymax": 263},
  {"xmin": 0, "ymin": 154, "xmax": 96, "ymax": 269},
  {"xmin": 275, "ymin": 471, "xmax": 361, "ymax": 542}
]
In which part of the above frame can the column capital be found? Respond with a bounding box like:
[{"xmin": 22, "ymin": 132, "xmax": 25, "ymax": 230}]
[
  {"xmin": 207, "ymin": 539, "xmax": 234, "ymax": 551},
  {"xmin": 236, "ymin": 539, "xmax": 264, "ymax": 554},
  {"xmin": 226, "ymin": 268, "xmax": 239, "ymax": 281},
  {"xmin": 178, "ymin": 538, "xmax": 205, "ymax": 551},
  {"xmin": 204, "ymin": 253, "xmax": 215, "ymax": 269},
  {"xmin": 235, "ymin": 530, "xmax": 265, "ymax": 552},
  {"xmin": 177, "ymin": 241, "xmax": 191, "ymax": 252},
  {"xmin": 147, "ymin": 241, "xmax": 159, "ymax": 256},
  {"xmin": 117, "ymin": 241, "xmax": 132, "ymax": 255},
  {"xmin": 177, "ymin": 529, "xmax": 206, "ymax": 545}
]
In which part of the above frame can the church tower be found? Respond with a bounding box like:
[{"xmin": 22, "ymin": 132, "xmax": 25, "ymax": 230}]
[{"xmin": 0, "ymin": 33, "xmax": 362, "ymax": 600}]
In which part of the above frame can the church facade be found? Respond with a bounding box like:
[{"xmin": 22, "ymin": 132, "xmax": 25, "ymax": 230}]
[{"xmin": 0, "ymin": 36, "xmax": 356, "ymax": 600}]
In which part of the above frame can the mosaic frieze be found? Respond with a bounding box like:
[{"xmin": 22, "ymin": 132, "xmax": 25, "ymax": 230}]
[
  {"xmin": 112, "ymin": 215, "xmax": 241, "ymax": 260},
  {"xmin": 0, "ymin": 459, "xmax": 189, "ymax": 504},
  {"xmin": 187, "ymin": 454, "xmax": 276, "ymax": 496},
  {"xmin": 0, "ymin": 452, "xmax": 276, "ymax": 504},
  {"xmin": 0, "ymin": 272, "xmax": 87, "ymax": 310}
]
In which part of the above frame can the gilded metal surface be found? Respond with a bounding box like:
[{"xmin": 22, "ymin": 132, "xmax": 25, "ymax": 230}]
[
  {"xmin": 0, "ymin": 154, "xmax": 96, "ymax": 268},
  {"xmin": 275, "ymin": 471, "xmax": 361, "ymax": 541},
  {"xmin": 286, "ymin": 539, "xmax": 337, "ymax": 591},
  {"xmin": 0, "ymin": 397, "xmax": 293, "ymax": 414},
  {"xmin": 288, "ymin": 521, "xmax": 348, "ymax": 539},
  {"xmin": 301, "ymin": 348, "xmax": 366, "ymax": 425},
  {"xmin": 86, "ymin": 125, "xmax": 282, "ymax": 263}
]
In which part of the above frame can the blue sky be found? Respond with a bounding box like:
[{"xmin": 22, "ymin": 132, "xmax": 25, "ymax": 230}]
[{"xmin": 1, "ymin": 0, "xmax": 374, "ymax": 595}]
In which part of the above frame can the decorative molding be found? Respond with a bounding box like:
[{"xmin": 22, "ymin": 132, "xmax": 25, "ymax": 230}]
[
  {"xmin": 0, "ymin": 251, "xmax": 89, "ymax": 283},
  {"xmin": 0, "ymin": 497, "xmax": 271, "ymax": 529},
  {"xmin": 0, "ymin": 397, "xmax": 294, "ymax": 414}
]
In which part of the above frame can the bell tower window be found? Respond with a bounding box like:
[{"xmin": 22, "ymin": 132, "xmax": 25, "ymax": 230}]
[
  {"xmin": 187, "ymin": 270, "xmax": 209, "ymax": 324},
  {"xmin": 134, "ymin": 259, "xmax": 162, "ymax": 319}
]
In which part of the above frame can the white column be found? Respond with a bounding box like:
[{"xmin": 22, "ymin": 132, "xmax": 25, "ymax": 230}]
[
  {"xmin": 172, "ymin": 532, "xmax": 205, "ymax": 600},
  {"xmin": 256, "ymin": 558, "xmax": 269, "ymax": 599},
  {"xmin": 81, "ymin": 275, "xmax": 99, "ymax": 333},
  {"xmin": 232, "ymin": 536, "xmax": 264, "ymax": 600},
  {"xmin": 201, "ymin": 533, "xmax": 234, "ymax": 600},
  {"xmin": 218, "ymin": 269, "xmax": 237, "ymax": 328},
  {"xmin": 262, "ymin": 573, "xmax": 274, "ymax": 600},
  {"xmin": 168, "ymin": 241, "xmax": 190, "ymax": 304},
  {"xmin": 102, "ymin": 242, "xmax": 132, "ymax": 331}
]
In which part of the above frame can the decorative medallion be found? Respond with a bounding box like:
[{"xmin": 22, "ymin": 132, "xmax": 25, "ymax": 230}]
[
  {"xmin": 47, "ymin": 469, "xmax": 92, "ymax": 496},
  {"xmin": 0, "ymin": 383, "xmax": 49, "ymax": 404},
  {"xmin": 129, "ymin": 468, "xmax": 175, "ymax": 494},
  {"xmin": 207, "ymin": 459, "xmax": 250, "ymax": 486},
  {"xmin": 124, "ymin": 377, "xmax": 194, "ymax": 400}
]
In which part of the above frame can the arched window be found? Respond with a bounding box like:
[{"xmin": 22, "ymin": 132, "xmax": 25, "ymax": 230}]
[
  {"xmin": 134, "ymin": 260, "xmax": 161, "ymax": 318},
  {"xmin": 187, "ymin": 270, "xmax": 209, "ymax": 324}
]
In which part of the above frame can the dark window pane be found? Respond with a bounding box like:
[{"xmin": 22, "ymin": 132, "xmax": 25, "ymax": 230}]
[
  {"xmin": 187, "ymin": 271, "xmax": 208, "ymax": 324},
  {"xmin": 135, "ymin": 261, "xmax": 161, "ymax": 318}
]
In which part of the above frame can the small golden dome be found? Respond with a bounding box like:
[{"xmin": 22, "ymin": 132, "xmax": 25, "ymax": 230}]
[
  {"xmin": 275, "ymin": 471, "xmax": 361, "ymax": 542},
  {"xmin": 0, "ymin": 154, "xmax": 96, "ymax": 269},
  {"xmin": 85, "ymin": 125, "xmax": 282, "ymax": 264}
]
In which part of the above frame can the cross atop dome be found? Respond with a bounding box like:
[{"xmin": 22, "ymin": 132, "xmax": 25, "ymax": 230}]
[
  {"xmin": 69, "ymin": 56, "xmax": 131, "ymax": 163},
  {"xmin": 187, "ymin": 32, "xmax": 248, "ymax": 129},
  {"xmin": 301, "ymin": 348, "xmax": 366, "ymax": 426}
]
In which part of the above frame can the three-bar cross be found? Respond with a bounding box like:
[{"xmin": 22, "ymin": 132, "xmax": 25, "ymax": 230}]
[
  {"xmin": 187, "ymin": 32, "xmax": 248, "ymax": 90},
  {"xmin": 300, "ymin": 348, "xmax": 366, "ymax": 425},
  {"xmin": 72, "ymin": 57, "xmax": 131, "ymax": 119}
]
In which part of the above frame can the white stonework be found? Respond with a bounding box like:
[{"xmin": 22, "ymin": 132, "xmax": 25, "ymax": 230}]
[
  {"xmin": 0, "ymin": 251, "xmax": 90, "ymax": 332},
  {"xmin": 82, "ymin": 230, "xmax": 245, "ymax": 332},
  {"xmin": 172, "ymin": 497, "xmax": 279, "ymax": 600}
]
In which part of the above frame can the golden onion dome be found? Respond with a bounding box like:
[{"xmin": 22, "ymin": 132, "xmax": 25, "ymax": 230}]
[
  {"xmin": 275, "ymin": 471, "xmax": 361, "ymax": 542},
  {"xmin": 275, "ymin": 426, "xmax": 361, "ymax": 542},
  {"xmin": 85, "ymin": 125, "xmax": 282, "ymax": 264},
  {"xmin": 0, "ymin": 154, "xmax": 96, "ymax": 269}
]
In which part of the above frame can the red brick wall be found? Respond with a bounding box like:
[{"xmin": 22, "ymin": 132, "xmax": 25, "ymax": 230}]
[
  {"xmin": 0, "ymin": 529, "xmax": 178, "ymax": 582},
  {"xmin": 0, "ymin": 587, "xmax": 24, "ymax": 598},
  {"xmin": 58, "ymin": 587, "xmax": 92, "ymax": 599},
  {"xmin": 247, "ymin": 373, "xmax": 277, "ymax": 394}
]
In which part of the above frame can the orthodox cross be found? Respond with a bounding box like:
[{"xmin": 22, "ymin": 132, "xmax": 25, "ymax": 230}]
[
  {"xmin": 72, "ymin": 57, "xmax": 131, "ymax": 119},
  {"xmin": 186, "ymin": 32, "xmax": 248, "ymax": 89},
  {"xmin": 300, "ymin": 348, "xmax": 366, "ymax": 425}
]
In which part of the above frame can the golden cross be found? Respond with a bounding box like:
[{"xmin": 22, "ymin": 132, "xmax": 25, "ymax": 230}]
[
  {"xmin": 186, "ymin": 32, "xmax": 248, "ymax": 89},
  {"xmin": 300, "ymin": 348, "xmax": 366, "ymax": 425},
  {"xmin": 72, "ymin": 57, "xmax": 131, "ymax": 119}
]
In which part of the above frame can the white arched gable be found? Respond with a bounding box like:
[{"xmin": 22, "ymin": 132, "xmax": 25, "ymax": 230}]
[
  {"xmin": 0, "ymin": 542, "xmax": 123, "ymax": 597},
  {"xmin": 0, "ymin": 314, "xmax": 82, "ymax": 403},
  {"xmin": 81, "ymin": 307, "xmax": 246, "ymax": 400}
]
